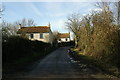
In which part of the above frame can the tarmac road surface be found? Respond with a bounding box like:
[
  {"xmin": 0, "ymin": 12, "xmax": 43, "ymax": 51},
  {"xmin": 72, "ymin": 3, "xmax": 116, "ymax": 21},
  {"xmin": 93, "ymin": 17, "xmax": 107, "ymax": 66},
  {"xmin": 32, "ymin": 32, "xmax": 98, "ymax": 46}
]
[{"xmin": 3, "ymin": 47, "xmax": 118, "ymax": 79}]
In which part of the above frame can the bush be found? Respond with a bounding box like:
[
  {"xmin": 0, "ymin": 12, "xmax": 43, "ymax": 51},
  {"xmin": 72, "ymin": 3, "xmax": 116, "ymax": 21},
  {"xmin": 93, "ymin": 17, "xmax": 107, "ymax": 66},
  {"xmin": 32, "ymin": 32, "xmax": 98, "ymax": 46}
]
[
  {"xmin": 2, "ymin": 36, "xmax": 54, "ymax": 65},
  {"xmin": 76, "ymin": 11, "xmax": 120, "ymax": 69},
  {"xmin": 3, "ymin": 36, "xmax": 32, "ymax": 63}
]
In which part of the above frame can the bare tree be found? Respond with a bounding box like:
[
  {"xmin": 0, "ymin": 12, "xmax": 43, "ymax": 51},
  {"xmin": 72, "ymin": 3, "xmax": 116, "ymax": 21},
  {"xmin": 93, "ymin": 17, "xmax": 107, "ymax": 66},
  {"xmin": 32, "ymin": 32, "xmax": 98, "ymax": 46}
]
[
  {"xmin": 114, "ymin": 1, "xmax": 120, "ymax": 25},
  {"xmin": 1, "ymin": 21, "xmax": 17, "ymax": 42},
  {"xmin": 52, "ymin": 31, "xmax": 59, "ymax": 47},
  {"xmin": 14, "ymin": 18, "xmax": 36, "ymax": 28},
  {"xmin": 65, "ymin": 1, "xmax": 120, "ymax": 72},
  {"xmin": 95, "ymin": 1, "xmax": 120, "ymax": 26},
  {"xmin": 28, "ymin": 19, "xmax": 36, "ymax": 26},
  {"xmin": 0, "ymin": 4, "xmax": 5, "ymax": 19},
  {"xmin": 118, "ymin": 1, "xmax": 120, "ymax": 25},
  {"xmin": 95, "ymin": 1, "xmax": 111, "ymax": 12},
  {"xmin": 79, "ymin": 15, "xmax": 93, "ymax": 53},
  {"xmin": 2, "ymin": 21, "xmax": 17, "ymax": 34},
  {"xmin": 65, "ymin": 13, "xmax": 81, "ymax": 47}
]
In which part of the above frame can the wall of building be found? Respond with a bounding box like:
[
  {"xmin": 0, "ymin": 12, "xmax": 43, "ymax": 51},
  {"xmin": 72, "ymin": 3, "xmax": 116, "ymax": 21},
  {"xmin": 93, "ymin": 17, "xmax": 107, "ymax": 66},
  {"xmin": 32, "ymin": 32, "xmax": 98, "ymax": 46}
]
[
  {"xmin": 58, "ymin": 38, "xmax": 70, "ymax": 43},
  {"xmin": 27, "ymin": 33, "xmax": 50, "ymax": 43}
]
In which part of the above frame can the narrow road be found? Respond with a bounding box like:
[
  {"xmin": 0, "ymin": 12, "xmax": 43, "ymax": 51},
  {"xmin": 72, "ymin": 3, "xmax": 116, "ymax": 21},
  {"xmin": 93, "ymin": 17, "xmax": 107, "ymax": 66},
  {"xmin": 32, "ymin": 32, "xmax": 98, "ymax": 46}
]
[
  {"xmin": 5, "ymin": 47, "xmax": 117, "ymax": 79},
  {"xmin": 25, "ymin": 47, "xmax": 83, "ymax": 78}
]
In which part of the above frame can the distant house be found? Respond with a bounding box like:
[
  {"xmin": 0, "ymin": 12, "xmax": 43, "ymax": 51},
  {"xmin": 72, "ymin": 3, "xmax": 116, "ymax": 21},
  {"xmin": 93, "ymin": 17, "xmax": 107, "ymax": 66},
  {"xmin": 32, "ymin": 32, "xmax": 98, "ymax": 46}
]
[
  {"xmin": 58, "ymin": 33, "xmax": 70, "ymax": 43},
  {"xmin": 17, "ymin": 24, "xmax": 53, "ymax": 44}
]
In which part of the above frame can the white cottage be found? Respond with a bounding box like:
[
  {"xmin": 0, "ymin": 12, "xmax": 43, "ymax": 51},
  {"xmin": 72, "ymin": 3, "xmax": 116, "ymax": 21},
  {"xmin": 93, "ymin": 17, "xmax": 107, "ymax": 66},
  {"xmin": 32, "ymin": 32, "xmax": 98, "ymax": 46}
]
[
  {"xmin": 58, "ymin": 33, "xmax": 70, "ymax": 43},
  {"xmin": 17, "ymin": 24, "xmax": 53, "ymax": 44}
]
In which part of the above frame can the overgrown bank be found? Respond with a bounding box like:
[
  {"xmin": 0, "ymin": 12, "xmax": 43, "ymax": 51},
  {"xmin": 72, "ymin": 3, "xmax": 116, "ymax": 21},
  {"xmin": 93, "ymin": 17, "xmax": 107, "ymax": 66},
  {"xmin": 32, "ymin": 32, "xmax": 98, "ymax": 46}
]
[
  {"xmin": 2, "ymin": 36, "xmax": 58, "ymax": 73},
  {"xmin": 69, "ymin": 48, "xmax": 119, "ymax": 77},
  {"xmin": 66, "ymin": 2, "xmax": 120, "ymax": 77}
]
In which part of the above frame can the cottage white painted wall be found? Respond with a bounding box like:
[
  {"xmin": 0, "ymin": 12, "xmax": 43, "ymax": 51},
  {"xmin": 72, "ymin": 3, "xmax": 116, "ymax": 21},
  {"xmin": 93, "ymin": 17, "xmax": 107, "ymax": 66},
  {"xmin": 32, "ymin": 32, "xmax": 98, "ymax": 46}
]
[
  {"xmin": 58, "ymin": 38, "xmax": 70, "ymax": 43},
  {"xmin": 28, "ymin": 33, "xmax": 50, "ymax": 43}
]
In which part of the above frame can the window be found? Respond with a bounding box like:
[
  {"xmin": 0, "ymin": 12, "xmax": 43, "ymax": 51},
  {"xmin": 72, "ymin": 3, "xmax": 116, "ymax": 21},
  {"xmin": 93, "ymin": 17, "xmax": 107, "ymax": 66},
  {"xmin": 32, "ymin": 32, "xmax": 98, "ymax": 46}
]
[
  {"xmin": 66, "ymin": 38, "xmax": 68, "ymax": 41},
  {"xmin": 40, "ymin": 33, "xmax": 43, "ymax": 39},
  {"xmin": 59, "ymin": 39, "xmax": 61, "ymax": 41},
  {"xmin": 30, "ymin": 34, "xmax": 34, "ymax": 38}
]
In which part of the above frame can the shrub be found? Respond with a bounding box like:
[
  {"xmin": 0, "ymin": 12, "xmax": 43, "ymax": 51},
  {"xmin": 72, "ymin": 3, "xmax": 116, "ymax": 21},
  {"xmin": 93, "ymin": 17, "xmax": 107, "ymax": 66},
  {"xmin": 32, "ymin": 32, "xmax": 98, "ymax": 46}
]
[{"xmin": 2, "ymin": 36, "xmax": 54, "ymax": 65}]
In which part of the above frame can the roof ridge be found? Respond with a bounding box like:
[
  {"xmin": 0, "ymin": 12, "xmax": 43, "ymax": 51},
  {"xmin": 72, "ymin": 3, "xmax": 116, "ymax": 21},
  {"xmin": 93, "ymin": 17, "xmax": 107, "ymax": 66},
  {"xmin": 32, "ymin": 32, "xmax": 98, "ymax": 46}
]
[
  {"xmin": 21, "ymin": 26, "xmax": 49, "ymax": 28},
  {"xmin": 17, "ymin": 26, "xmax": 50, "ymax": 34}
]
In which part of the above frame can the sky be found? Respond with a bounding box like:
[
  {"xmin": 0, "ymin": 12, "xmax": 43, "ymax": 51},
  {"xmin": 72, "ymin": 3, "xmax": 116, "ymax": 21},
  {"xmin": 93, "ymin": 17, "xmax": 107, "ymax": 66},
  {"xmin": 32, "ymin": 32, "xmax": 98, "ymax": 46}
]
[{"xmin": 2, "ymin": 2, "xmax": 105, "ymax": 39}]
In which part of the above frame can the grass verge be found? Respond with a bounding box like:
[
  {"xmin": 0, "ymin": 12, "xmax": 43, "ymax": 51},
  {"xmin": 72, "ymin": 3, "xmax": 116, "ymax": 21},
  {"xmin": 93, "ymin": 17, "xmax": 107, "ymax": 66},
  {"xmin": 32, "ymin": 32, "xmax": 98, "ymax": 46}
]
[{"xmin": 69, "ymin": 48, "xmax": 119, "ymax": 78}]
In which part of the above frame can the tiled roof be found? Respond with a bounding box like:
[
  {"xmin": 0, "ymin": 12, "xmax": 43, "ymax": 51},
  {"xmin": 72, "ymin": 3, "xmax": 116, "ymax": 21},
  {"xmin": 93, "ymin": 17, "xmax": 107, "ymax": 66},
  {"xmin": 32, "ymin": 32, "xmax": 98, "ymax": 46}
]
[
  {"xmin": 58, "ymin": 33, "xmax": 70, "ymax": 38},
  {"xmin": 17, "ymin": 26, "xmax": 50, "ymax": 34}
]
